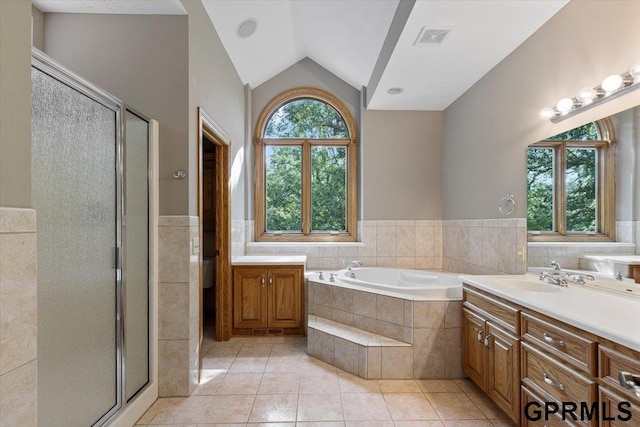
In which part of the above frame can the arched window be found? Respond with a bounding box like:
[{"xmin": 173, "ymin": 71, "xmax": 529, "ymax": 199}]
[
  {"xmin": 254, "ymin": 88, "xmax": 357, "ymax": 242},
  {"xmin": 527, "ymin": 119, "xmax": 615, "ymax": 241}
]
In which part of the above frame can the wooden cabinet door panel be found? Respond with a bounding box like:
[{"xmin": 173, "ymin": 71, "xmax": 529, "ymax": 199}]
[
  {"xmin": 486, "ymin": 321, "xmax": 520, "ymax": 422},
  {"xmin": 463, "ymin": 308, "xmax": 487, "ymax": 389},
  {"xmin": 233, "ymin": 268, "xmax": 267, "ymax": 329},
  {"xmin": 268, "ymin": 268, "xmax": 302, "ymax": 328}
]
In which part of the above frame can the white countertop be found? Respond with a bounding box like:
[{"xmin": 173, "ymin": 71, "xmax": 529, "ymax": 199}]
[
  {"xmin": 231, "ymin": 255, "xmax": 307, "ymax": 266},
  {"xmin": 459, "ymin": 274, "xmax": 640, "ymax": 352},
  {"xmin": 581, "ymin": 254, "xmax": 640, "ymax": 265}
]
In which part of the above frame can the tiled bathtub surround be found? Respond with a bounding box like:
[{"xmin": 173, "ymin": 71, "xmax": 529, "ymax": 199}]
[
  {"xmin": 527, "ymin": 221, "xmax": 638, "ymax": 270},
  {"xmin": 158, "ymin": 216, "xmax": 200, "ymax": 396},
  {"xmin": 0, "ymin": 207, "xmax": 37, "ymax": 426},
  {"xmin": 443, "ymin": 219, "xmax": 527, "ymax": 275},
  {"xmin": 246, "ymin": 220, "xmax": 444, "ymax": 270},
  {"xmin": 528, "ymin": 242, "xmax": 636, "ymax": 270},
  {"xmin": 616, "ymin": 221, "xmax": 640, "ymax": 254},
  {"xmin": 307, "ymin": 280, "xmax": 463, "ymax": 379}
]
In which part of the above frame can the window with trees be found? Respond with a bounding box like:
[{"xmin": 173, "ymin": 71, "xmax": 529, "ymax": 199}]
[
  {"xmin": 527, "ymin": 120, "xmax": 615, "ymax": 241},
  {"xmin": 254, "ymin": 88, "xmax": 357, "ymax": 242}
]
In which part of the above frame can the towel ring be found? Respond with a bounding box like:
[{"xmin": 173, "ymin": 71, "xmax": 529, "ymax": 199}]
[{"xmin": 499, "ymin": 193, "xmax": 516, "ymax": 216}]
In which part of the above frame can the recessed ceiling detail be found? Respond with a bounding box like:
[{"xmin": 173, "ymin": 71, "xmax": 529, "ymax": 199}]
[
  {"xmin": 368, "ymin": 0, "xmax": 569, "ymax": 110},
  {"xmin": 201, "ymin": 0, "xmax": 400, "ymax": 89},
  {"xmin": 415, "ymin": 28, "xmax": 450, "ymax": 46},
  {"xmin": 236, "ymin": 18, "xmax": 258, "ymax": 39}
]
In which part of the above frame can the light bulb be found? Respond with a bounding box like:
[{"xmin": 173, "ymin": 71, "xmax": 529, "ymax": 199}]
[
  {"xmin": 630, "ymin": 61, "xmax": 640, "ymax": 79},
  {"xmin": 576, "ymin": 87, "xmax": 596, "ymax": 103},
  {"xmin": 602, "ymin": 74, "xmax": 623, "ymax": 92},
  {"xmin": 538, "ymin": 107, "xmax": 556, "ymax": 119},
  {"xmin": 556, "ymin": 98, "xmax": 574, "ymax": 114}
]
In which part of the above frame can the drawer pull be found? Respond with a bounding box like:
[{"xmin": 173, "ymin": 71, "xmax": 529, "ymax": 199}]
[
  {"xmin": 484, "ymin": 333, "xmax": 492, "ymax": 348},
  {"xmin": 543, "ymin": 332, "xmax": 566, "ymax": 347},
  {"xmin": 269, "ymin": 275, "xmax": 273, "ymax": 286},
  {"xmin": 619, "ymin": 371, "xmax": 640, "ymax": 398},
  {"xmin": 261, "ymin": 274, "xmax": 265, "ymax": 287},
  {"xmin": 543, "ymin": 373, "xmax": 565, "ymax": 391},
  {"xmin": 477, "ymin": 329, "xmax": 483, "ymax": 342}
]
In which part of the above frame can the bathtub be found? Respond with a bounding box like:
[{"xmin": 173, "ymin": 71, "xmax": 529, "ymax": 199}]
[{"xmin": 328, "ymin": 267, "xmax": 462, "ymax": 300}]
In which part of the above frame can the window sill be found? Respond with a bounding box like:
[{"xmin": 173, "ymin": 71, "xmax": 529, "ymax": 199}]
[
  {"xmin": 528, "ymin": 241, "xmax": 635, "ymax": 247},
  {"xmin": 247, "ymin": 241, "xmax": 364, "ymax": 247}
]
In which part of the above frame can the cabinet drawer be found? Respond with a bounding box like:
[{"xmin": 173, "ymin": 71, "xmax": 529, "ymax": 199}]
[
  {"xmin": 522, "ymin": 385, "xmax": 579, "ymax": 427},
  {"xmin": 599, "ymin": 345, "xmax": 640, "ymax": 404},
  {"xmin": 599, "ymin": 386, "xmax": 640, "ymax": 427},
  {"xmin": 463, "ymin": 286, "xmax": 519, "ymax": 334},
  {"xmin": 522, "ymin": 342, "xmax": 598, "ymax": 414},
  {"xmin": 521, "ymin": 312, "xmax": 598, "ymax": 375}
]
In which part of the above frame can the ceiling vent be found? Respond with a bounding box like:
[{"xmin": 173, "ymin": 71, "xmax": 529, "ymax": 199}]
[{"xmin": 414, "ymin": 28, "xmax": 450, "ymax": 45}]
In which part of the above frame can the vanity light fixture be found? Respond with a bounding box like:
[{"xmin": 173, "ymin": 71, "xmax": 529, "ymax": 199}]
[{"xmin": 539, "ymin": 60, "xmax": 640, "ymax": 123}]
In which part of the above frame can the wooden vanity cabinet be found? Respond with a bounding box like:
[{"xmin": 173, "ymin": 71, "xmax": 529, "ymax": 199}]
[
  {"xmin": 232, "ymin": 265, "xmax": 304, "ymax": 336},
  {"xmin": 463, "ymin": 287, "xmax": 521, "ymax": 423},
  {"xmin": 464, "ymin": 282, "xmax": 640, "ymax": 427}
]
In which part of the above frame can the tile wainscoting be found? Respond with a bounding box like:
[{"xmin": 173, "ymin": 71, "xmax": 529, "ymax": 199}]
[
  {"xmin": 157, "ymin": 216, "xmax": 200, "ymax": 396},
  {"xmin": 0, "ymin": 207, "xmax": 37, "ymax": 426},
  {"xmin": 443, "ymin": 219, "xmax": 528, "ymax": 275},
  {"xmin": 246, "ymin": 220, "xmax": 444, "ymax": 271},
  {"xmin": 527, "ymin": 221, "xmax": 639, "ymax": 269}
]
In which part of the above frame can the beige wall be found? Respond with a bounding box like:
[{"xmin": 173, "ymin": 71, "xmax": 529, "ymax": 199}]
[
  {"xmin": 443, "ymin": 0, "xmax": 640, "ymax": 220},
  {"xmin": 0, "ymin": 0, "xmax": 32, "ymax": 208},
  {"xmin": 31, "ymin": 6, "xmax": 44, "ymax": 50},
  {"xmin": 182, "ymin": 0, "xmax": 246, "ymax": 218},
  {"xmin": 362, "ymin": 110, "xmax": 443, "ymax": 220},
  {"xmin": 42, "ymin": 13, "xmax": 190, "ymax": 215}
]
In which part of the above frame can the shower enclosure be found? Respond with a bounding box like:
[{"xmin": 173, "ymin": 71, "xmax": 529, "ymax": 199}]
[{"xmin": 31, "ymin": 49, "xmax": 158, "ymax": 426}]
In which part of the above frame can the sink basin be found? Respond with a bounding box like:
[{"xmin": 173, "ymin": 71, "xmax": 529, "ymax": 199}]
[{"xmin": 494, "ymin": 278, "xmax": 562, "ymax": 293}]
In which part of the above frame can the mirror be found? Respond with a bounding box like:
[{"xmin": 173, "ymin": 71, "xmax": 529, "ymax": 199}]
[{"xmin": 527, "ymin": 104, "xmax": 640, "ymax": 244}]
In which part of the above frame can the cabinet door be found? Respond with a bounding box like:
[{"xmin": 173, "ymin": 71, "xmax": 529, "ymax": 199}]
[
  {"xmin": 267, "ymin": 268, "xmax": 302, "ymax": 328},
  {"xmin": 462, "ymin": 308, "xmax": 487, "ymax": 389},
  {"xmin": 486, "ymin": 321, "xmax": 520, "ymax": 423},
  {"xmin": 233, "ymin": 268, "xmax": 268, "ymax": 329}
]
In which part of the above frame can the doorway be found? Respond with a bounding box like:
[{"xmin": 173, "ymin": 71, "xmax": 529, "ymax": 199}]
[{"xmin": 197, "ymin": 107, "xmax": 231, "ymax": 365}]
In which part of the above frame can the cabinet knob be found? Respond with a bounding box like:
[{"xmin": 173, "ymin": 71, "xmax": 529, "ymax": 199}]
[
  {"xmin": 619, "ymin": 371, "xmax": 640, "ymax": 398},
  {"xmin": 484, "ymin": 333, "xmax": 492, "ymax": 348},
  {"xmin": 543, "ymin": 373, "xmax": 565, "ymax": 390},
  {"xmin": 477, "ymin": 329, "xmax": 483, "ymax": 342},
  {"xmin": 269, "ymin": 275, "xmax": 273, "ymax": 286},
  {"xmin": 261, "ymin": 274, "xmax": 265, "ymax": 287},
  {"xmin": 543, "ymin": 332, "xmax": 566, "ymax": 347}
]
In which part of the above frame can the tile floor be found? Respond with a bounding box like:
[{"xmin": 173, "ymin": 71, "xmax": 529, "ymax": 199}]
[{"xmin": 137, "ymin": 331, "xmax": 517, "ymax": 427}]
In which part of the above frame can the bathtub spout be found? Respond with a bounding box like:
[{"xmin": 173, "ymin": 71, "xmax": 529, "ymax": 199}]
[{"xmin": 347, "ymin": 260, "xmax": 363, "ymax": 270}]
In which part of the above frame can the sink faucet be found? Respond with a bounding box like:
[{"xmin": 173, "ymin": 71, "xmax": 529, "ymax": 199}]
[
  {"xmin": 539, "ymin": 271, "xmax": 568, "ymax": 287},
  {"xmin": 565, "ymin": 273, "xmax": 595, "ymax": 285},
  {"xmin": 550, "ymin": 260, "xmax": 562, "ymax": 271},
  {"xmin": 347, "ymin": 260, "xmax": 363, "ymax": 270}
]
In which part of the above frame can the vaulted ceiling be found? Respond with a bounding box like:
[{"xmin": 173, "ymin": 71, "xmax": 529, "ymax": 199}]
[{"xmin": 32, "ymin": 0, "xmax": 569, "ymax": 110}]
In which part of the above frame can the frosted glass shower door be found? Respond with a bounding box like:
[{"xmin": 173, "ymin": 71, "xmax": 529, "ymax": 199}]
[
  {"xmin": 123, "ymin": 109, "xmax": 150, "ymax": 401},
  {"xmin": 32, "ymin": 67, "xmax": 119, "ymax": 426}
]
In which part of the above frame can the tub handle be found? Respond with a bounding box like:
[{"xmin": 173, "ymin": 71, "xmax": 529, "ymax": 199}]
[{"xmin": 477, "ymin": 329, "xmax": 483, "ymax": 342}]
